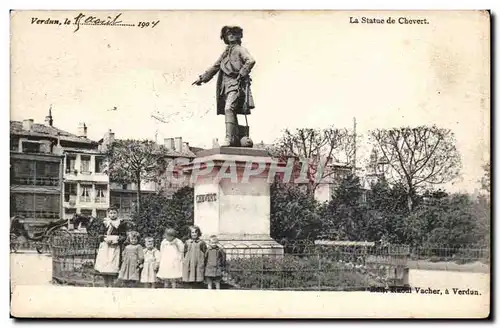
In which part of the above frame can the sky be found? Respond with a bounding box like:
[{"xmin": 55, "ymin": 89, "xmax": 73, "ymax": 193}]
[{"xmin": 10, "ymin": 10, "xmax": 490, "ymax": 193}]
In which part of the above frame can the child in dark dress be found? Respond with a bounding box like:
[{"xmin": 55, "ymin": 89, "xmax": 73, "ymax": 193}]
[
  {"xmin": 204, "ymin": 235, "xmax": 226, "ymax": 290},
  {"xmin": 182, "ymin": 226, "xmax": 207, "ymax": 288},
  {"xmin": 118, "ymin": 231, "xmax": 144, "ymax": 288}
]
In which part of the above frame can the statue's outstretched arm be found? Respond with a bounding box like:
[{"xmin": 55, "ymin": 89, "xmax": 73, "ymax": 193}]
[{"xmin": 199, "ymin": 53, "xmax": 224, "ymax": 83}]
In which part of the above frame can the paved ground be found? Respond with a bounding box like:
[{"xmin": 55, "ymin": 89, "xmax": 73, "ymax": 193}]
[{"xmin": 10, "ymin": 252, "xmax": 52, "ymax": 287}]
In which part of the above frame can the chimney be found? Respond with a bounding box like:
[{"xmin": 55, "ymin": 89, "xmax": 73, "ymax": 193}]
[
  {"xmin": 174, "ymin": 137, "xmax": 182, "ymax": 151},
  {"xmin": 105, "ymin": 129, "xmax": 115, "ymax": 144},
  {"xmin": 212, "ymin": 138, "xmax": 219, "ymax": 148},
  {"xmin": 164, "ymin": 138, "xmax": 174, "ymax": 150},
  {"xmin": 45, "ymin": 107, "xmax": 53, "ymax": 126},
  {"xmin": 100, "ymin": 129, "xmax": 115, "ymax": 152},
  {"xmin": 22, "ymin": 119, "xmax": 34, "ymax": 131},
  {"xmin": 77, "ymin": 122, "xmax": 87, "ymax": 138},
  {"xmin": 183, "ymin": 142, "xmax": 189, "ymax": 152}
]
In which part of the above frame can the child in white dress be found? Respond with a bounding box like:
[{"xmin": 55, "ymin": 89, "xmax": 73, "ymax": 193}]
[
  {"xmin": 140, "ymin": 237, "xmax": 160, "ymax": 288},
  {"xmin": 157, "ymin": 228, "xmax": 184, "ymax": 288}
]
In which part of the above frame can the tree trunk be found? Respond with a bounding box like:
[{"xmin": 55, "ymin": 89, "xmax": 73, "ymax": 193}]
[
  {"xmin": 136, "ymin": 175, "xmax": 141, "ymax": 215},
  {"xmin": 407, "ymin": 187, "xmax": 414, "ymax": 212},
  {"xmin": 306, "ymin": 183, "xmax": 316, "ymax": 198}
]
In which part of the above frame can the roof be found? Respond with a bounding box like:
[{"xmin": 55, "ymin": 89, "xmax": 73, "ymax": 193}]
[
  {"xmin": 108, "ymin": 138, "xmax": 198, "ymax": 159},
  {"xmin": 62, "ymin": 147, "xmax": 105, "ymax": 155},
  {"xmin": 189, "ymin": 146, "xmax": 205, "ymax": 154},
  {"xmin": 253, "ymin": 142, "xmax": 274, "ymax": 150},
  {"xmin": 10, "ymin": 121, "xmax": 97, "ymax": 145},
  {"xmin": 162, "ymin": 149, "xmax": 197, "ymax": 158}
]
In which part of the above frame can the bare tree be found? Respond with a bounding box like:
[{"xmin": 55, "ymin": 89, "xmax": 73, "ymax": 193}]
[
  {"xmin": 105, "ymin": 139, "xmax": 166, "ymax": 214},
  {"xmin": 369, "ymin": 125, "xmax": 461, "ymax": 211},
  {"xmin": 273, "ymin": 126, "xmax": 356, "ymax": 195}
]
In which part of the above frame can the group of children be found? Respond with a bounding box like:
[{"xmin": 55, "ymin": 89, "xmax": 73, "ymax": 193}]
[{"xmin": 93, "ymin": 207, "xmax": 227, "ymax": 289}]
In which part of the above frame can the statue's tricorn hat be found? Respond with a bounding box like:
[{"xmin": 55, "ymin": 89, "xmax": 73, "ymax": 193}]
[{"xmin": 220, "ymin": 26, "xmax": 243, "ymax": 40}]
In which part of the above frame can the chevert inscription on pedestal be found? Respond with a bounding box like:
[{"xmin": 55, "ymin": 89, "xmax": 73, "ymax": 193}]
[{"xmin": 196, "ymin": 193, "xmax": 217, "ymax": 203}]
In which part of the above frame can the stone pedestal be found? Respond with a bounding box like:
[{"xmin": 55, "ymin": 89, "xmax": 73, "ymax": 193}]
[{"xmin": 183, "ymin": 147, "xmax": 284, "ymax": 258}]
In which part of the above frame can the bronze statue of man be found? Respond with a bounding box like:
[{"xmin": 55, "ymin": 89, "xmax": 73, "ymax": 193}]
[{"xmin": 193, "ymin": 26, "xmax": 256, "ymax": 147}]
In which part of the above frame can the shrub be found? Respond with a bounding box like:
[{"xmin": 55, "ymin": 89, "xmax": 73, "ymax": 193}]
[
  {"xmin": 270, "ymin": 182, "xmax": 322, "ymax": 242},
  {"xmin": 132, "ymin": 187, "xmax": 194, "ymax": 242},
  {"xmin": 226, "ymin": 254, "xmax": 386, "ymax": 290}
]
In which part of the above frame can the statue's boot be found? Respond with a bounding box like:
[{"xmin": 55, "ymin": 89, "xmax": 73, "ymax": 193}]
[{"xmin": 221, "ymin": 122, "xmax": 238, "ymax": 147}]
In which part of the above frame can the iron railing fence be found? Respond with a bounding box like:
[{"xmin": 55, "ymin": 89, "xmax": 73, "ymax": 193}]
[{"xmin": 46, "ymin": 235, "xmax": 488, "ymax": 289}]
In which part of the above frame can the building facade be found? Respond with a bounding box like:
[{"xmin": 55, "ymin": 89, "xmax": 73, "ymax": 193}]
[
  {"xmin": 11, "ymin": 111, "xmax": 202, "ymax": 223},
  {"xmin": 313, "ymin": 163, "xmax": 354, "ymax": 202},
  {"xmin": 10, "ymin": 152, "xmax": 64, "ymax": 230},
  {"xmin": 10, "ymin": 112, "xmax": 110, "ymax": 222},
  {"xmin": 62, "ymin": 148, "xmax": 110, "ymax": 220}
]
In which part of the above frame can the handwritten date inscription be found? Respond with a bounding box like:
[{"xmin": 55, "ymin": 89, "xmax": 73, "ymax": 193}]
[{"xmin": 30, "ymin": 13, "xmax": 160, "ymax": 32}]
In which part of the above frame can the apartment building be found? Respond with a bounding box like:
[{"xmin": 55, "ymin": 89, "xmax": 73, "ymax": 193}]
[
  {"xmin": 10, "ymin": 111, "xmax": 110, "ymax": 221},
  {"xmin": 10, "ymin": 151, "xmax": 63, "ymax": 231},
  {"xmin": 62, "ymin": 146, "xmax": 109, "ymax": 220},
  {"xmin": 11, "ymin": 110, "xmax": 202, "ymax": 223}
]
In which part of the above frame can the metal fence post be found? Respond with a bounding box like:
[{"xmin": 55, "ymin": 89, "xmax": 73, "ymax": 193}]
[
  {"xmin": 260, "ymin": 254, "xmax": 264, "ymax": 290},
  {"xmin": 317, "ymin": 253, "xmax": 321, "ymax": 291}
]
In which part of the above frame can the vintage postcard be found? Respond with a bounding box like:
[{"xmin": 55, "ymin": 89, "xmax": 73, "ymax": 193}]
[{"xmin": 9, "ymin": 10, "xmax": 490, "ymax": 318}]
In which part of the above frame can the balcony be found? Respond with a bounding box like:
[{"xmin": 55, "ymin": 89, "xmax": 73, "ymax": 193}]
[
  {"xmin": 64, "ymin": 195, "xmax": 77, "ymax": 205},
  {"xmin": 64, "ymin": 170, "xmax": 109, "ymax": 183},
  {"xmin": 13, "ymin": 210, "xmax": 59, "ymax": 220},
  {"xmin": 95, "ymin": 196, "xmax": 107, "ymax": 204},
  {"xmin": 65, "ymin": 168, "xmax": 78, "ymax": 175},
  {"xmin": 79, "ymin": 195, "xmax": 92, "ymax": 203},
  {"xmin": 11, "ymin": 176, "xmax": 60, "ymax": 187}
]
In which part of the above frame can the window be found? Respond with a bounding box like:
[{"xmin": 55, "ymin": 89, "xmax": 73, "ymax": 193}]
[
  {"xmin": 80, "ymin": 156, "xmax": 91, "ymax": 174},
  {"xmin": 110, "ymin": 195, "xmax": 120, "ymax": 209},
  {"xmin": 22, "ymin": 141, "xmax": 40, "ymax": 153},
  {"xmin": 80, "ymin": 184, "xmax": 92, "ymax": 202},
  {"xmin": 122, "ymin": 184, "xmax": 128, "ymax": 190},
  {"xmin": 64, "ymin": 208, "xmax": 76, "ymax": 220},
  {"xmin": 360, "ymin": 191, "xmax": 367, "ymax": 204},
  {"xmin": 80, "ymin": 209, "xmax": 93, "ymax": 217},
  {"xmin": 66, "ymin": 155, "xmax": 77, "ymax": 173},
  {"xmin": 35, "ymin": 162, "xmax": 46, "ymax": 178},
  {"xmin": 95, "ymin": 157, "xmax": 105, "ymax": 173},
  {"xmin": 96, "ymin": 210, "xmax": 107, "ymax": 219},
  {"xmin": 64, "ymin": 183, "xmax": 78, "ymax": 202},
  {"xmin": 95, "ymin": 185, "xmax": 107, "ymax": 203},
  {"xmin": 10, "ymin": 138, "xmax": 19, "ymax": 152}
]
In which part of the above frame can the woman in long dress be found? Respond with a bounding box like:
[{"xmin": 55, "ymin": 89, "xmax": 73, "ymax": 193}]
[{"xmin": 94, "ymin": 207, "xmax": 127, "ymax": 287}]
